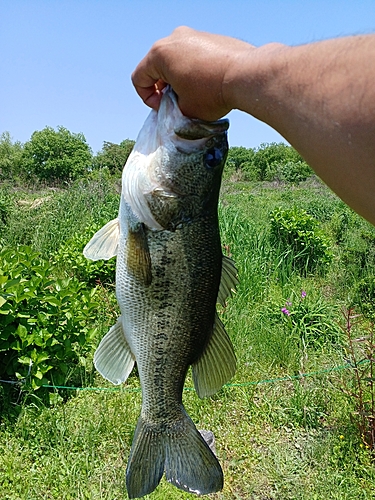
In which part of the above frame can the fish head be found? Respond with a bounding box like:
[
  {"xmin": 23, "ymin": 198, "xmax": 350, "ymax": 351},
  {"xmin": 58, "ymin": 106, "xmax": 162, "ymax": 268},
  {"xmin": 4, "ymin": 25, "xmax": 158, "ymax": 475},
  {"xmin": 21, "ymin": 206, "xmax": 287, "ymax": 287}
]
[{"xmin": 122, "ymin": 87, "xmax": 229, "ymax": 230}]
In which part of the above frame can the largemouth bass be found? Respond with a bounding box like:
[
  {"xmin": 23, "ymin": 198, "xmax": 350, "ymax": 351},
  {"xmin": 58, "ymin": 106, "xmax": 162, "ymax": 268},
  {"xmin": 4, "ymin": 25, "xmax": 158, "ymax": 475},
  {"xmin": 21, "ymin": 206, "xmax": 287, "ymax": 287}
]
[{"xmin": 84, "ymin": 87, "xmax": 237, "ymax": 498}]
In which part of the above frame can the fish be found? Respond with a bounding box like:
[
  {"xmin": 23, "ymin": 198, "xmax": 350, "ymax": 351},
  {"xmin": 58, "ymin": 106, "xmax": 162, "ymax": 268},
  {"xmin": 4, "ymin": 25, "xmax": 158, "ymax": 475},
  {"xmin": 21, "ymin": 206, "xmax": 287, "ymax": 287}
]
[{"xmin": 83, "ymin": 87, "xmax": 238, "ymax": 498}]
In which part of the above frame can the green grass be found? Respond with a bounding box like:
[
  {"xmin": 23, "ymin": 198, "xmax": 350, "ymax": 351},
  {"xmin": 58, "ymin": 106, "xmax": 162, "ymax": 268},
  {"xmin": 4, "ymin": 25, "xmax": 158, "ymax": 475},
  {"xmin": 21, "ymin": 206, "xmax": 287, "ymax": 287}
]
[{"xmin": 1, "ymin": 175, "xmax": 375, "ymax": 498}]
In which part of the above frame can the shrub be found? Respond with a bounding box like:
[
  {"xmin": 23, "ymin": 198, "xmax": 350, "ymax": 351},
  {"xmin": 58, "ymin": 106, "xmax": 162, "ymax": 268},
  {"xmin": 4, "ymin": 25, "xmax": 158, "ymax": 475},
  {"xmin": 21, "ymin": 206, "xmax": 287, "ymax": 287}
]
[
  {"xmin": 93, "ymin": 139, "xmax": 135, "ymax": 174},
  {"xmin": 0, "ymin": 246, "xmax": 99, "ymax": 391},
  {"xmin": 266, "ymin": 160, "xmax": 313, "ymax": 183},
  {"xmin": 0, "ymin": 132, "xmax": 24, "ymax": 181},
  {"xmin": 21, "ymin": 126, "xmax": 92, "ymax": 183},
  {"xmin": 270, "ymin": 207, "xmax": 333, "ymax": 274},
  {"xmin": 252, "ymin": 142, "xmax": 307, "ymax": 181},
  {"xmin": 53, "ymin": 224, "xmax": 116, "ymax": 285}
]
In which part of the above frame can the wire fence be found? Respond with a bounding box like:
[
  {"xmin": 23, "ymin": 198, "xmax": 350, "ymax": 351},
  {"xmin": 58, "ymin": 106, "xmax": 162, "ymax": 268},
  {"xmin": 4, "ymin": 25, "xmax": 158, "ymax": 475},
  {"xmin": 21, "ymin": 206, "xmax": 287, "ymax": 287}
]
[{"xmin": 0, "ymin": 359, "xmax": 367, "ymax": 393}]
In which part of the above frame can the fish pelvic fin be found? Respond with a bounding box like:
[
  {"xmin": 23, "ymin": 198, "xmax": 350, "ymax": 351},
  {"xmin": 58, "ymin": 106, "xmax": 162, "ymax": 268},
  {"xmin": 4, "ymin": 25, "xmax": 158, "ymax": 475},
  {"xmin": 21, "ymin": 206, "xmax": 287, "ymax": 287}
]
[
  {"xmin": 217, "ymin": 255, "xmax": 239, "ymax": 306},
  {"xmin": 93, "ymin": 316, "xmax": 135, "ymax": 385},
  {"xmin": 83, "ymin": 218, "xmax": 120, "ymax": 261},
  {"xmin": 192, "ymin": 313, "xmax": 236, "ymax": 398},
  {"xmin": 126, "ymin": 412, "xmax": 223, "ymax": 498}
]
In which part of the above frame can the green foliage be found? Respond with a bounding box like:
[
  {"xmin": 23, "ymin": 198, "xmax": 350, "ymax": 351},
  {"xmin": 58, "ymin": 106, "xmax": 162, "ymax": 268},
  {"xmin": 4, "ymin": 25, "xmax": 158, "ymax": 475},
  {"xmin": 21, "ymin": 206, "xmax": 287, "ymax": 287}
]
[
  {"xmin": 267, "ymin": 160, "xmax": 314, "ymax": 183},
  {"xmin": 248, "ymin": 142, "xmax": 312, "ymax": 182},
  {"xmin": 1, "ymin": 177, "xmax": 375, "ymax": 498},
  {"xmin": 0, "ymin": 246, "xmax": 99, "ymax": 390},
  {"xmin": 270, "ymin": 207, "xmax": 333, "ymax": 274},
  {"xmin": 276, "ymin": 290, "xmax": 342, "ymax": 348},
  {"xmin": 21, "ymin": 126, "xmax": 92, "ymax": 183},
  {"xmin": 353, "ymin": 276, "xmax": 375, "ymax": 321},
  {"xmin": 0, "ymin": 175, "xmax": 120, "ymax": 258},
  {"xmin": 53, "ymin": 224, "xmax": 116, "ymax": 285},
  {"xmin": 341, "ymin": 309, "xmax": 375, "ymax": 452},
  {"xmin": 0, "ymin": 187, "xmax": 14, "ymax": 230},
  {"xmin": 225, "ymin": 146, "xmax": 255, "ymax": 179},
  {"xmin": 93, "ymin": 139, "xmax": 135, "ymax": 174},
  {"xmin": 0, "ymin": 132, "xmax": 24, "ymax": 181}
]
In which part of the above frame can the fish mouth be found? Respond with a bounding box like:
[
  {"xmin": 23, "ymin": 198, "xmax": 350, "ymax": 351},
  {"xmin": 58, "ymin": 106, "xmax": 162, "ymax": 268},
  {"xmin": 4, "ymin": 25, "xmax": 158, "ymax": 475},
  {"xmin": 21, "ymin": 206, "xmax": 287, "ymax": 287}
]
[
  {"xmin": 174, "ymin": 118, "xmax": 229, "ymax": 141},
  {"xmin": 160, "ymin": 86, "xmax": 229, "ymax": 142}
]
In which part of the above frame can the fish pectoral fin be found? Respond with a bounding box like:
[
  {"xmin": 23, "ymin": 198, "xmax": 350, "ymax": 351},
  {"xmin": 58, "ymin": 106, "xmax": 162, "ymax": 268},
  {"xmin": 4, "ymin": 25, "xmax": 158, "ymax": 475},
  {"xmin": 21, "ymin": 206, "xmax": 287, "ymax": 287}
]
[
  {"xmin": 192, "ymin": 313, "xmax": 236, "ymax": 398},
  {"xmin": 126, "ymin": 222, "xmax": 152, "ymax": 286},
  {"xmin": 126, "ymin": 413, "xmax": 223, "ymax": 498},
  {"xmin": 217, "ymin": 255, "xmax": 239, "ymax": 306},
  {"xmin": 83, "ymin": 218, "xmax": 120, "ymax": 261},
  {"xmin": 93, "ymin": 316, "xmax": 135, "ymax": 385}
]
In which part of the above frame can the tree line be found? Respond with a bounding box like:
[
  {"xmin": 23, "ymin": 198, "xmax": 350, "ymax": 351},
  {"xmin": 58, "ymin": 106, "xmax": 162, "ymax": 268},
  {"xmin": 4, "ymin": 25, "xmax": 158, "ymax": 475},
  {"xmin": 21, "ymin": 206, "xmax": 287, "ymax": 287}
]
[{"xmin": 0, "ymin": 126, "xmax": 313, "ymax": 185}]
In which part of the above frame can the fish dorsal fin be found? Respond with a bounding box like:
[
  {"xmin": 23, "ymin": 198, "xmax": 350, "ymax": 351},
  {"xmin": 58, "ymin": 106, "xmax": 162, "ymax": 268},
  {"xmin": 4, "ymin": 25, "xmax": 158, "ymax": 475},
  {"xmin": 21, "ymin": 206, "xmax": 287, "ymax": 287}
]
[
  {"xmin": 83, "ymin": 218, "xmax": 120, "ymax": 261},
  {"xmin": 217, "ymin": 255, "xmax": 238, "ymax": 306},
  {"xmin": 94, "ymin": 316, "xmax": 135, "ymax": 385},
  {"xmin": 192, "ymin": 313, "xmax": 236, "ymax": 398}
]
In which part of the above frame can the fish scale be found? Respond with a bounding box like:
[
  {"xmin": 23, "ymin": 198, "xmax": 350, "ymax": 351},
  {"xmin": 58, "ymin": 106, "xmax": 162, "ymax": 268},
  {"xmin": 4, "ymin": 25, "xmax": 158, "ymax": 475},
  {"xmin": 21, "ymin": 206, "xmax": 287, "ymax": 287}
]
[{"xmin": 83, "ymin": 87, "xmax": 238, "ymax": 498}]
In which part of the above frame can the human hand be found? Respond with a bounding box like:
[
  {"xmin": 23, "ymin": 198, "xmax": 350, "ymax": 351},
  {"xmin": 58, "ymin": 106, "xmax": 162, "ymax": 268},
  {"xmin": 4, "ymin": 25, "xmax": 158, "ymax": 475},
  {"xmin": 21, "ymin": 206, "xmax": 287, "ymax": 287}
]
[{"xmin": 131, "ymin": 26, "xmax": 253, "ymax": 121}]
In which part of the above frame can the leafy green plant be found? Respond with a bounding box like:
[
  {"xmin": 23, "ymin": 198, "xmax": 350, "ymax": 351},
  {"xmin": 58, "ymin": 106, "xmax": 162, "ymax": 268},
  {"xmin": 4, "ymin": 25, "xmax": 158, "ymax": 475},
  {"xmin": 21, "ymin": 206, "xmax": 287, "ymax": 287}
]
[
  {"xmin": 0, "ymin": 246, "xmax": 99, "ymax": 390},
  {"xmin": 340, "ymin": 309, "xmax": 375, "ymax": 451},
  {"xmin": 353, "ymin": 276, "xmax": 375, "ymax": 321},
  {"xmin": 251, "ymin": 142, "xmax": 307, "ymax": 181},
  {"xmin": 276, "ymin": 289, "xmax": 342, "ymax": 348},
  {"xmin": 52, "ymin": 224, "xmax": 116, "ymax": 285},
  {"xmin": 93, "ymin": 139, "xmax": 135, "ymax": 174},
  {"xmin": 0, "ymin": 131, "xmax": 24, "ymax": 181},
  {"xmin": 21, "ymin": 126, "xmax": 93, "ymax": 183},
  {"xmin": 266, "ymin": 160, "xmax": 313, "ymax": 183},
  {"xmin": 270, "ymin": 206, "xmax": 333, "ymax": 274},
  {"xmin": 1, "ymin": 175, "xmax": 120, "ymax": 258}
]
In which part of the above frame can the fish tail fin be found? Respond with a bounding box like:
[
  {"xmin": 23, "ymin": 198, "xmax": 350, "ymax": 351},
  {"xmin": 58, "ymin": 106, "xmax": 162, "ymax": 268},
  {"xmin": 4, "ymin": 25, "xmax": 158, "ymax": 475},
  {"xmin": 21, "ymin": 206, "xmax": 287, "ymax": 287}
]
[
  {"xmin": 125, "ymin": 417, "xmax": 165, "ymax": 498},
  {"xmin": 126, "ymin": 412, "xmax": 223, "ymax": 498}
]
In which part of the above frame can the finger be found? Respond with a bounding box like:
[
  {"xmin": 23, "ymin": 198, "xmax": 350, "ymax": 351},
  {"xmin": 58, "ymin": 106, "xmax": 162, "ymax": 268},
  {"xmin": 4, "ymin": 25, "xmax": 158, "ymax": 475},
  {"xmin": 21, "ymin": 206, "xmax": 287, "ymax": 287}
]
[{"xmin": 132, "ymin": 79, "xmax": 168, "ymax": 111}]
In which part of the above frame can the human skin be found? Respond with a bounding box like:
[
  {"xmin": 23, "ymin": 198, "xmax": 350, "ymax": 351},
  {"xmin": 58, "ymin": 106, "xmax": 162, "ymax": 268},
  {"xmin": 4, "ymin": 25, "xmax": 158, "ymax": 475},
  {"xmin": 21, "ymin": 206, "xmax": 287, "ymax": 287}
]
[{"xmin": 132, "ymin": 27, "xmax": 375, "ymax": 226}]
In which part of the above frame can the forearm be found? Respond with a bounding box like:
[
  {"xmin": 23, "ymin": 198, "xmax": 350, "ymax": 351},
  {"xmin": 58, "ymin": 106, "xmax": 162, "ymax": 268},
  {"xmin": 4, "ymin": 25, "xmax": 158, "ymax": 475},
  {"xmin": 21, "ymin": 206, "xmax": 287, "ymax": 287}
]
[{"xmin": 227, "ymin": 35, "xmax": 375, "ymax": 224}]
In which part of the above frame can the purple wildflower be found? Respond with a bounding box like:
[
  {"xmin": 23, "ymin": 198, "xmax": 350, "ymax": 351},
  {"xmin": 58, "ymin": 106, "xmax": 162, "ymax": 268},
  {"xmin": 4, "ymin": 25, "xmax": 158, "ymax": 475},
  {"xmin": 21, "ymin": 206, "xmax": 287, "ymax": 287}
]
[
  {"xmin": 301, "ymin": 290, "xmax": 307, "ymax": 298},
  {"xmin": 281, "ymin": 307, "xmax": 291, "ymax": 316}
]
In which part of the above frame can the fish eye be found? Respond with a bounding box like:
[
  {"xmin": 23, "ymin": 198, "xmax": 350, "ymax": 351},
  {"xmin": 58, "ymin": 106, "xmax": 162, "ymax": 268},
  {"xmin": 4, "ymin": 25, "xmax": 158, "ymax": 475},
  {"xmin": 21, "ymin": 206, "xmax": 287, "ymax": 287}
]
[{"xmin": 205, "ymin": 148, "xmax": 223, "ymax": 169}]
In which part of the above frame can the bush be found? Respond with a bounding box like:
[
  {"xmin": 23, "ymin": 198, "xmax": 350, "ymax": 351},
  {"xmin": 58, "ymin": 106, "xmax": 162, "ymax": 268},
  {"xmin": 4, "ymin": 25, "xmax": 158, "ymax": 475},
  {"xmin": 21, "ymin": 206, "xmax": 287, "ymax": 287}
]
[
  {"xmin": 270, "ymin": 207, "xmax": 333, "ymax": 274},
  {"xmin": 93, "ymin": 139, "xmax": 135, "ymax": 174},
  {"xmin": 0, "ymin": 246, "xmax": 99, "ymax": 391},
  {"xmin": 252, "ymin": 142, "xmax": 307, "ymax": 181},
  {"xmin": 266, "ymin": 160, "xmax": 313, "ymax": 183},
  {"xmin": 0, "ymin": 132, "xmax": 24, "ymax": 181},
  {"xmin": 53, "ymin": 224, "xmax": 116, "ymax": 285},
  {"xmin": 21, "ymin": 126, "xmax": 92, "ymax": 183}
]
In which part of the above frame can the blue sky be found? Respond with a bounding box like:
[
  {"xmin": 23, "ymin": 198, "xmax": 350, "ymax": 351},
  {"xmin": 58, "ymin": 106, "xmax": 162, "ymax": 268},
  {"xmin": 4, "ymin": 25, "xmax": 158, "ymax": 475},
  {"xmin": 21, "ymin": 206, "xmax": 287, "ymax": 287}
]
[{"xmin": 1, "ymin": 1, "xmax": 374, "ymax": 153}]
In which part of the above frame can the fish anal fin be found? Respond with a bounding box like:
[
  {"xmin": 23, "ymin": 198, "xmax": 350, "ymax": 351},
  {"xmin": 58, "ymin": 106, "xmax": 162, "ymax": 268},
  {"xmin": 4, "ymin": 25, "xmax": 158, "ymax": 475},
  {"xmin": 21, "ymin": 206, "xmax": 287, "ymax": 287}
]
[
  {"xmin": 192, "ymin": 313, "xmax": 236, "ymax": 398},
  {"xmin": 217, "ymin": 255, "xmax": 239, "ymax": 306},
  {"xmin": 93, "ymin": 316, "xmax": 135, "ymax": 385},
  {"xmin": 83, "ymin": 218, "xmax": 119, "ymax": 261},
  {"xmin": 126, "ymin": 223, "xmax": 152, "ymax": 286}
]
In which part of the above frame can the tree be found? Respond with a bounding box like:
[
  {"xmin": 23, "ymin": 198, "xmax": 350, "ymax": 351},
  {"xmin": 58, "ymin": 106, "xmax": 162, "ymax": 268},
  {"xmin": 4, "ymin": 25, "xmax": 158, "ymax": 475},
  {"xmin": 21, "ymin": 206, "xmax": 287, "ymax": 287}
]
[
  {"xmin": 93, "ymin": 139, "xmax": 135, "ymax": 174},
  {"xmin": 252, "ymin": 142, "xmax": 312, "ymax": 181},
  {"xmin": 226, "ymin": 146, "xmax": 254, "ymax": 171},
  {"xmin": 21, "ymin": 126, "xmax": 92, "ymax": 183},
  {"xmin": 0, "ymin": 131, "xmax": 24, "ymax": 180}
]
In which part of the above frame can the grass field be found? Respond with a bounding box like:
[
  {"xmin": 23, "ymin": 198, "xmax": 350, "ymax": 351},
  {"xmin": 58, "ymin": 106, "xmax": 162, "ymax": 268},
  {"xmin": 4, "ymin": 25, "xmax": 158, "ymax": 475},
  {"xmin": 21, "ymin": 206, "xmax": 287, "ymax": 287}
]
[{"xmin": 1, "ymin": 173, "xmax": 375, "ymax": 499}]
